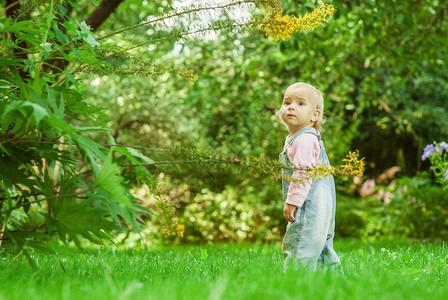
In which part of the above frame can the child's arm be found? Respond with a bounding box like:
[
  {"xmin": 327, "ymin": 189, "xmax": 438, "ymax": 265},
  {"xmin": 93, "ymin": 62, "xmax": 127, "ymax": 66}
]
[{"xmin": 285, "ymin": 133, "xmax": 321, "ymax": 209}]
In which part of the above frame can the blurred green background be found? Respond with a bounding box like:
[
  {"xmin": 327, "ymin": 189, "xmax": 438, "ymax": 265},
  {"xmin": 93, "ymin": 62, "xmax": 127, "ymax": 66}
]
[{"xmin": 77, "ymin": 0, "xmax": 448, "ymax": 245}]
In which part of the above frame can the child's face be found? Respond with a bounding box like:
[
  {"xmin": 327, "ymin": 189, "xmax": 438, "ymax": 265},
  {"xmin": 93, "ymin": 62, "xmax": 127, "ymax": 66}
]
[{"xmin": 280, "ymin": 84, "xmax": 320, "ymax": 134}]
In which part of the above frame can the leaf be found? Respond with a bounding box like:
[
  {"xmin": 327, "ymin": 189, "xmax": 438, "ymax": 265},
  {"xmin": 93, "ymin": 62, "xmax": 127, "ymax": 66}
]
[
  {"xmin": 46, "ymin": 86, "xmax": 65, "ymax": 119},
  {"xmin": 6, "ymin": 20, "xmax": 41, "ymax": 35},
  {"xmin": 65, "ymin": 98, "xmax": 112, "ymax": 127},
  {"xmin": 0, "ymin": 79, "xmax": 17, "ymax": 94},
  {"xmin": 21, "ymin": 102, "xmax": 48, "ymax": 127},
  {"xmin": 64, "ymin": 71, "xmax": 77, "ymax": 84},
  {"xmin": 49, "ymin": 201, "xmax": 117, "ymax": 245},
  {"xmin": 46, "ymin": 115, "xmax": 74, "ymax": 135},
  {"xmin": 112, "ymin": 145, "xmax": 155, "ymax": 165},
  {"xmin": 34, "ymin": 168, "xmax": 56, "ymax": 198},
  {"xmin": 48, "ymin": 174, "xmax": 82, "ymax": 216},
  {"xmin": 77, "ymin": 21, "xmax": 100, "ymax": 47},
  {"xmin": 88, "ymin": 189, "xmax": 145, "ymax": 233},
  {"xmin": 2, "ymin": 100, "xmax": 48, "ymax": 127},
  {"xmin": 97, "ymin": 151, "xmax": 131, "ymax": 206},
  {"xmin": 38, "ymin": 42, "xmax": 53, "ymax": 53},
  {"xmin": 127, "ymin": 147, "xmax": 155, "ymax": 164},
  {"xmin": 75, "ymin": 137, "xmax": 105, "ymax": 175}
]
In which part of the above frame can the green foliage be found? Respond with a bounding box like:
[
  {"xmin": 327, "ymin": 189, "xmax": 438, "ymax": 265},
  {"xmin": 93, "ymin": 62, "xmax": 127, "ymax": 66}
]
[
  {"xmin": 3, "ymin": 0, "xmax": 447, "ymax": 253},
  {"xmin": 2, "ymin": 0, "xmax": 340, "ymax": 256},
  {"xmin": 116, "ymin": 174, "xmax": 283, "ymax": 246},
  {"xmin": 84, "ymin": 0, "xmax": 448, "ymax": 189},
  {"xmin": 76, "ymin": 0, "xmax": 448, "ymax": 244},
  {"xmin": 0, "ymin": 2, "xmax": 155, "ymax": 257},
  {"xmin": 389, "ymin": 175, "xmax": 448, "ymax": 238},
  {"xmin": 181, "ymin": 186, "xmax": 276, "ymax": 243},
  {"xmin": 422, "ymin": 142, "xmax": 448, "ymax": 189},
  {"xmin": 162, "ymin": 0, "xmax": 448, "ymax": 174},
  {"xmin": 336, "ymin": 174, "xmax": 448, "ymax": 239}
]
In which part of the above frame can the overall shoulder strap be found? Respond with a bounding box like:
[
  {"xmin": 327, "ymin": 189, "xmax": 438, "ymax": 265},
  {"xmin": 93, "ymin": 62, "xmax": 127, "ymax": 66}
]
[
  {"xmin": 283, "ymin": 127, "xmax": 321, "ymax": 163},
  {"xmin": 286, "ymin": 127, "xmax": 321, "ymax": 147}
]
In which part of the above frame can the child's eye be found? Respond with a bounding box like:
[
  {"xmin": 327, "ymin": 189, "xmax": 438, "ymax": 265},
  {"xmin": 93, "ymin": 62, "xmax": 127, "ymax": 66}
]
[
  {"xmin": 284, "ymin": 101, "xmax": 290, "ymax": 105},
  {"xmin": 299, "ymin": 101, "xmax": 306, "ymax": 106}
]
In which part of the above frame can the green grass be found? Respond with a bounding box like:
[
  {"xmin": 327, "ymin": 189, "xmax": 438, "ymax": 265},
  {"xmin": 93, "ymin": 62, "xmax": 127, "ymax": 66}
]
[{"xmin": 1, "ymin": 239, "xmax": 447, "ymax": 299}]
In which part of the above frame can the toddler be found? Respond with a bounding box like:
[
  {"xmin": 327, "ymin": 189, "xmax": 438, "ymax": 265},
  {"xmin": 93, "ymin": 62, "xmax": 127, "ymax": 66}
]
[{"xmin": 278, "ymin": 82, "xmax": 341, "ymax": 271}]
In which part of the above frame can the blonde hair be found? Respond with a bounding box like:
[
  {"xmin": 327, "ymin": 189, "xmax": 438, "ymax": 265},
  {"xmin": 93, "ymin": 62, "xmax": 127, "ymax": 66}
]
[{"xmin": 277, "ymin": 82, "xmax": 326, "ymax": 132}]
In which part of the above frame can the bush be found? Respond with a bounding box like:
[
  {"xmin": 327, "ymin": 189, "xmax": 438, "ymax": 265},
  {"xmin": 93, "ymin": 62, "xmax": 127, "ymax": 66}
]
[
  {"xmin": 336, "ymin": 174, "xmax": 448, "ymax": 240},
  {"xmin": 181, "ymin": 185, "xmax": 281, "ymax": 244}
]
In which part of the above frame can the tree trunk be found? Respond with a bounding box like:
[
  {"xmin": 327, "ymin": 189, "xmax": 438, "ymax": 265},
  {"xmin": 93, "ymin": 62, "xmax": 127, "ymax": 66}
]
[{"xmin": 86, "ymin": 0, "xmax": 126, "ymax": 31}]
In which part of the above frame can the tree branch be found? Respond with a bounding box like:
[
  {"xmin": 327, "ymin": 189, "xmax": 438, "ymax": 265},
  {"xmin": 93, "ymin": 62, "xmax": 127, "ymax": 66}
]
[
  {"xmin": 97, "ymin": 0, "xmax": 253, "ymax": 41},
  {"xmin": 10, "ymin": 187, "xmax": 96, "ymax": 210},
  {"xmin": 61, "ymin": 20, "xmax": 255, "ymax": 85},
  {"xmin": 4, "ymin": 0, "xmax": 19, "ymax": 14}
]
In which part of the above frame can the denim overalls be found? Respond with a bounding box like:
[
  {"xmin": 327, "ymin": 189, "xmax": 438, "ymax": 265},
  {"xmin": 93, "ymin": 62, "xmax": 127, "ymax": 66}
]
[{"xmin": 279, "ymin": 127, "xmax": 341, "ymax": 271}]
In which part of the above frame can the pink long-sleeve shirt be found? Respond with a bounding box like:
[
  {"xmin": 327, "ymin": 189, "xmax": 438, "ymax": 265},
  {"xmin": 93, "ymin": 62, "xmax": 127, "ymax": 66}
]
[{"xmin": 285, "ymin": 133, "xmax": 321, "ymax": 208}]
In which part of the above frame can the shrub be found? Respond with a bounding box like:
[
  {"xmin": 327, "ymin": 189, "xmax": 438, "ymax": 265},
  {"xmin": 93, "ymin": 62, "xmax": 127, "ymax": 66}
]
[
  {"xmin": 336, "ymin": 174, "xmax": 448, "ymax": 240},
  {"xmin": 181, "ymin": 185, "xmax": 281, "ymax": 244}
]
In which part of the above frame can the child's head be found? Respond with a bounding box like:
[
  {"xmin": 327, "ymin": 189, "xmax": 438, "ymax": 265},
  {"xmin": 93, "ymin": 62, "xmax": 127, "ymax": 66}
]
[{"xmin": 277, "ymin": 82, "xmax": 325, "ymax": 132}]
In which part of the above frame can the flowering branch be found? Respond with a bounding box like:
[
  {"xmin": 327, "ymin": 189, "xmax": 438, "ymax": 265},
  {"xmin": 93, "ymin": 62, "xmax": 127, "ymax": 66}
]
[
  {"xmin": 422, "ymin": 141, "xmax": 448, "ymax": 187},
  {"xmin": 260, "ymin": 1, "xmax": 336, "ymax": 40}
]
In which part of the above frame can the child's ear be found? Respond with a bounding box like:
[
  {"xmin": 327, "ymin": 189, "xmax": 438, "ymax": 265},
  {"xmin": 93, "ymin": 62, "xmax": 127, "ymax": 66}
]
[{"xmin": 311, "ymin": 109, "xmax": 321, "ymax": 122}]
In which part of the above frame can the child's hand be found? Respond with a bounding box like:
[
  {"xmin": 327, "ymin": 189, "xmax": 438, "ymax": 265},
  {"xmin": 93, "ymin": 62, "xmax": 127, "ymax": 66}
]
[{"xmin": 283, "ymin": 204, "xmax": 297, "ymax": 222}]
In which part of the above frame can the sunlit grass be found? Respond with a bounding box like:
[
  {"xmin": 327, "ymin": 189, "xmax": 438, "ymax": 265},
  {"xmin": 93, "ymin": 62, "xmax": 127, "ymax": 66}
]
[{"xmin": 1, "ymin": 239, "xmax": 447, "ymax": 299}]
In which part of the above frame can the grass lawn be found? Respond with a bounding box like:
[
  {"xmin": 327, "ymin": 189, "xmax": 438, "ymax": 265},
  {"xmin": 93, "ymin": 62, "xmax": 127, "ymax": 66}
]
[{"xmin": 0, "ymin": 239, "xmax": 447, "ymax": 299}]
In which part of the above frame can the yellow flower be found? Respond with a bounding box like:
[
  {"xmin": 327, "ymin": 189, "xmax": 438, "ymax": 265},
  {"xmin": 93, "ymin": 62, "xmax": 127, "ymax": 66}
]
[
  {"xmin": 175, "ymin": 223, "xmax": 185, "ymax": 238},
  {"xmin": 261, "ymin": 1, "xmax": 336, "ymax": 41},
  {"xmin": 338, "ymin": 150, "xmax": 366, "ymax": 177}
]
